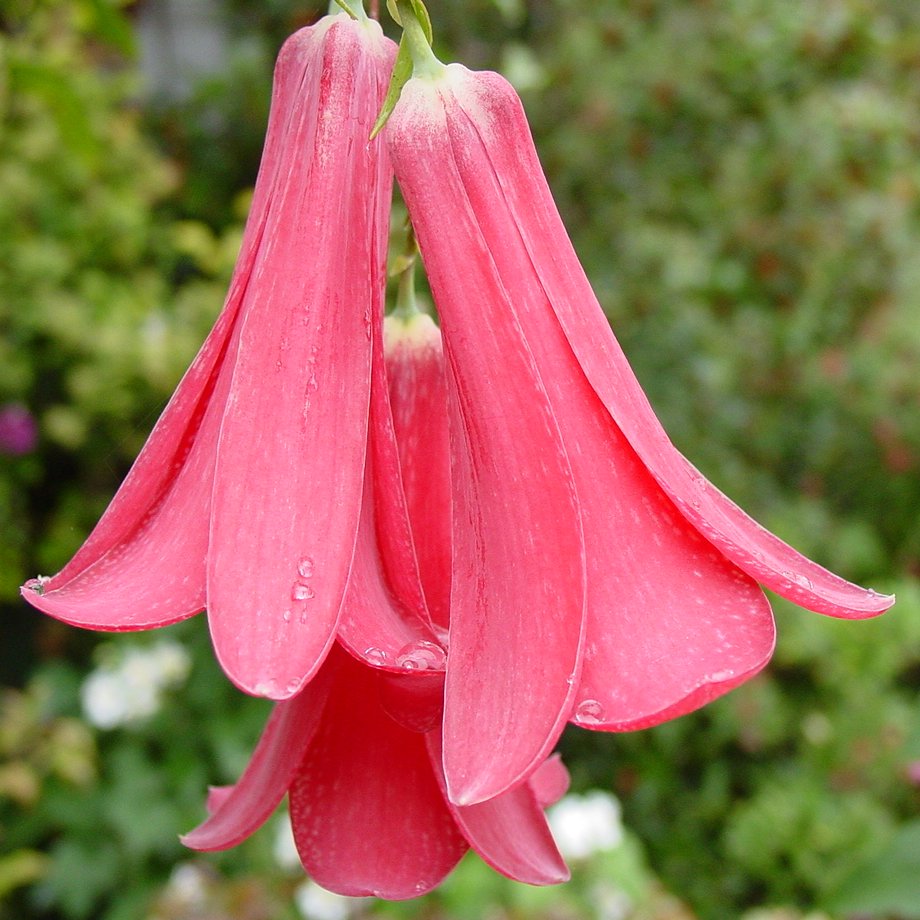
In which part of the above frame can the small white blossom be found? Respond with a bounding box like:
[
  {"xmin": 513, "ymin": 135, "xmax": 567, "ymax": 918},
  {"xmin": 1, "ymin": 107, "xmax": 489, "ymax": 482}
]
[
  {"xmin": 273, "ymin": 811, "xmax": 302, "ymax": 872},
  {"xmin": 81, "ymin": 639, "xmax": 191, "ymax": 729},
  {"xmin": 163, "ymin": 862, "xmax": 209, "ymax": 909},
  {"xmin": 294, "ymin": 880, "xmax": 368, "ymax": 920},
  {"xmin": 547, "ymin": 790, "xmax": 624, "ymax": 861}
]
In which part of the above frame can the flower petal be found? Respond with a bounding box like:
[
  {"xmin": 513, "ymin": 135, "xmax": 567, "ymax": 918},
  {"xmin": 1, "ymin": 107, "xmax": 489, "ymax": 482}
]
[
  {"xmin": 181, "ymin": 660, "xmax": 335, "ymax": 851},
  {"xmin": 427, "ymin": 733, "xmax": 569, "ymax": 886},
  {"xmin": 432, "ymin": 67, "xmax": 776, "ymax": 730},
  {"xmin": 208, "ymin": 19, "xmax": 395, "ymax": 698},
  {"xmin": 288, "ymin": 649, "xmax": 466, "ymax": 898},
  {"xmin": 20, "ymin": 314, "xmax": 235, "ymax": 629},
  {"xmin": 455, "ymin": 69, "xmax": 892, "ymax": 620},
  {"xmin": 336, "ymin": 292, "xmax": 437, "ymax": 670},
  {"xmin": 388, "ymin": 76, "xmax": 587, "ymax": 807},
  {"xmin": 384, "ymin": 313, "xmax": 452, "ymax": 628},
  {"xmin": 528, "ymin": 754, "xmax": 570, "ymax": 809}
]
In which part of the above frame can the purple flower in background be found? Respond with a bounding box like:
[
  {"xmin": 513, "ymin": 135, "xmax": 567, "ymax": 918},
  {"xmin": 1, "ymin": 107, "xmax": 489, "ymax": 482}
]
[{"xmin": 0, "ymin": 404, "xmax": 38, "ymax": 456}]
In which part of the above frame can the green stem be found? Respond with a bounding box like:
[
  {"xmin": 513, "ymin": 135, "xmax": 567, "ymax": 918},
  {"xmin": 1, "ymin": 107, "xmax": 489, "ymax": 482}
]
[
  {"xmin": 396, "ymin": 0, "xmax": 443, "ymax": 78},
  {"xmin": 330, "ymin": 0, "xmax": 367, "ymax": 21},
  {"xmin": 394, "ymin": 253, "xmax": 420, "ymax": 319}
]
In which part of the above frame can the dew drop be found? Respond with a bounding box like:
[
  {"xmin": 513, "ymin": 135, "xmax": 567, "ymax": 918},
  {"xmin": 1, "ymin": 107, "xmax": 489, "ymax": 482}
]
[
  {"xmin": 396, "ymin": 640, "xmax": 446, "ymax": 671},
  {"xmin": 364, "ymin": 647, "xmax": 388, "ymax": 666},
  {"xmin": 297, "ymin": 557, "xmax": 315, "ymax": 578},
  {"xmin": 292, "ymin": 583, "xmax": 315, "ymax": 601},
  {"xmin": 282, "ymin": 610, "xmax": 292, "ymax": 623},
  {"xmin": 286, "ymin": 678, "xmax": 302, "ymax": 695},
  {"xmin": 575, "ymin": 699, "xmax": 605, "ymax": 725},
  {"xmin": 254, "ymin": 679, "xmax": 278, "ymax": 697},
  {"xmin": 707, "ymin": 669, "xmax": 735, "ymax": 683}
]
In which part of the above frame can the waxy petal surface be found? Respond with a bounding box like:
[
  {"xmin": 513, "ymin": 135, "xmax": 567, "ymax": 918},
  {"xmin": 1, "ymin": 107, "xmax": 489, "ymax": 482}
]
[
  {"xmin": 337, "ymin": 305, "xmax": 441, "ymax": 672},
  {"xmin": 455, "ymin": 69, "xmax": 892, "ymax": 620},
  {"xmin": 289, "ymin": 649, "xmax": 467, "ymax": 898},
  {"xmin": 16, "ymin": 11, "xmax": 300, "ymax": 626},
  {"xmin": 181, "ymin": 661, "xmax": 335, "ymax": 851},
  {"xmin": 208, "ymin": 19, "xmax": 395, "ymax": 698},
  {"xmin": 528, "ymin": 754, "xmax": 570, "ymax": 809},
  {"xmin": 437, "ymin": 72, "xmax": 776, "ymax": 728},
  {"xmin": 20, "ymin": 300, "xmax": 238, "ymax": 630},
  {"xmin": 389, "ymin": 79, "xmax": 588, "ymax": 806},
  {"xmin": 384, "ymin": 314, "xmax": 452, "ymax": 628},
  {"xmin": 427, "ymin": 734, "xmax": 569, "ymax": 886}
]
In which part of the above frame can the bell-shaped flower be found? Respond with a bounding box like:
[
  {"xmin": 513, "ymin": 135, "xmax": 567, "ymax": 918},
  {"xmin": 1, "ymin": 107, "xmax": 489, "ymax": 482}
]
[
  {"xmin": 384, "ymin": 55, "xmax": 894, "ymax": 806},
  {"xmin": 184, "ymin": 313, "xmax": 568, "ymax": 893},
  {"xmin": 181, "ymin": 644, "xmax": 570, "ymax": 898},
  {"xmin": 21, "ymin": 11, "xmax": 397, "ymax": 700}
]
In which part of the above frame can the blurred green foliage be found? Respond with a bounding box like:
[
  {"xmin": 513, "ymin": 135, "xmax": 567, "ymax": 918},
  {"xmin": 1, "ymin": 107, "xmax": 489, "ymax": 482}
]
[{"xmin": 2, "ymin": 0, "xmax": 919, "ymax": 918}]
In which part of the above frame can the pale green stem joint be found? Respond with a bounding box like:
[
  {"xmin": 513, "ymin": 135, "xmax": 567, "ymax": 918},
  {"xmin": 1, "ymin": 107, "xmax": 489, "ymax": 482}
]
[{"xmin": 396, "ymin": 0, "xmax": 443, "ymax": 78}]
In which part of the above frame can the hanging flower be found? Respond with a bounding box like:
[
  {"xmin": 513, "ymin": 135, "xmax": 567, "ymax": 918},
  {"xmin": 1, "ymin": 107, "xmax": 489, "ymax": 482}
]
[
  {"xmin": 384, "ymin": 47, "xmax": 894, "ymax": 805},
  {"xmin": 21, "ymin": 11, "xmax": 399, "ymax": 700},
  {"xmin": 181, "ymin": 644, "xmax": 570, "ymax": 897}
]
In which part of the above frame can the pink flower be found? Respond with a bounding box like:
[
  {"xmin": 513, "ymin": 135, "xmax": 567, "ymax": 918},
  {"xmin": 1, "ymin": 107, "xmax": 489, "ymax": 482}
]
[
  {"xmin": 181, "ymin": 644, "xmax": 570, "ymax": 898},
  {"xmin": 185, "ymin": 307, "xmax": 568, "ymax": 896},
  {"xmin": 384, "ymin": 62, "xmax": 894, "ymax": 805},
  {"xmin": 0, "ymin": 403, "xmax": 38, "ymax": 455},
  {"xmin": 20, "ymin": 12, "xmax": 398, "ymax": 700}
]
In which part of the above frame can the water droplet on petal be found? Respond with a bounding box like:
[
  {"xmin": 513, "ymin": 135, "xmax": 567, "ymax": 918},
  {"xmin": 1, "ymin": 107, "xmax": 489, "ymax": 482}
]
[
  {"xmin": 292, "ymin": 583, "xmax": 315, "ymax": 601},
  {"xmin": 707, "ymin": 669, "xmax": 735, "ymax": 683},
  {"xmin": 282, "ymin": 610, "xmax": 292, "ymax": 623},
  {"xmin": 297, "ymin": 557, "xmax": 315, "ymax": 578},
  {"xmin": 575, "ymin": 699, "xmax": 605, "ymax": 725},
  {"xmin": 286, "ymin": 678, "xmax": 302, "ymax": 695},
  {"xmin": 254, "ymin": 679, "xmax": 278, "ymax": 697},
  {"xmin": 364, "ymin": 647, "xmax": 388, "ymax": 666},
  {"xmin": 396, "ymin": 640, "xmax": 446, "ymax": 671}
]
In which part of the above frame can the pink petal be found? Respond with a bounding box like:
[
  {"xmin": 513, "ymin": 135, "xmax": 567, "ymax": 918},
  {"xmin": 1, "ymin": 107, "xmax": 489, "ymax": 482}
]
[
  {"xmin": 20, "ymin": 312, "xmax": 236, "ymax": 630},
  {"xmin": 433, "ymin": 67, "xmax": 776, "ymax": 730},
  {"xmin": 336, "ymin": 291, "xmax": 437, "ymax": 670},
  {"xmin": 427, "ymin": 733, "xmax": 569, "ymax": 886},
  {"xmin": 16, "ymin": 17, "xmax": 370, "ymax": 633},
  {"xmin": 377, "ymin": 670, "xmax": 445, "ymax": 733},
  {"xmin": 289, "ymin": 649, "xmax": 467, "ymax": 898},
  {"xmin": 384, "ymin": 314, "xmax": 452, "ymax": 629},
  {"xmin": 528, "ymin": 754, "xmax": 571, "ymax": 809},
  {"xmin": 207, "ymin": 19, "xmax": 396, "ymax": 698},
  {"xmin": 204, "ymin": 785, "xmax": 232, "ymax": 814},
  {"xmin": 335, "ymin": 458, "xmax": 439, "ymax": 672},
  {"xmin": 389, "ymin": 77, "xmax": 588, "ymax": 806},
  {"xmin": 456, "ymin": 69, "xmax": 892, "ymax": 620},
  {"xmin": 181, "ymin": 660, "xmax": 335, "ymax": 851}
]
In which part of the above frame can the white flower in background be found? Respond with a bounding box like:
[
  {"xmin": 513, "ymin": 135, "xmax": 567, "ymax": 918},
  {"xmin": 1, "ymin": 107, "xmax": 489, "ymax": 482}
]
[
  {"xmin": 163, "ymin": 862, "xmax": 209, "ymax": 909},
  {"xmin": 294, "ymin": 880, "xmax": 369, "ymax": 920},
  {"xmin": 273, "ymin": 811, "xmax": 302, "ymax": 872},
  {"xmin": 81, "ymin": 639, "xmax": 191, "ymax": 729},
  {"xmin": 547, "ymin": 790, "xmax": 624, "ymax": 861}
]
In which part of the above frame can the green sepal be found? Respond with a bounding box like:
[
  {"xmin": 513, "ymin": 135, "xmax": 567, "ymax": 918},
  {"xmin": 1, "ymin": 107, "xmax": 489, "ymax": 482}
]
[
  {"xmin": 388, "ymin": 0, "xmax": 433, "ymax": 43},
  {"xmin": 331, "ymin": 0, "xmax": 365, "ymax": 20},
  {"xmin": 370, "ymin": 37, "xmax": 413, "ymax": 139},
  {"xmin": 370, "ymin": 0, "xmax": 437, "ymax": 139}
]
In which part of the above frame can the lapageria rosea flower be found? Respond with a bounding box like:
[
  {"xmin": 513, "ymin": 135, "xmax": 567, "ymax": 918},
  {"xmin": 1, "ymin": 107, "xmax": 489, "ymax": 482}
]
[
  {"xmin": 181, "ymin": 644, "xmax": 570, "ymax": 898},
  {"xmin": 183, "ymin": 316, "xmax": 568, "ymax": 896},
  {"xmin": 20, "ymin": 11, "xmax": 400, "ymax": 700},
  {"xmin": 384, "ymin": 59, "xmax": 894, "ymax": 806}
]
